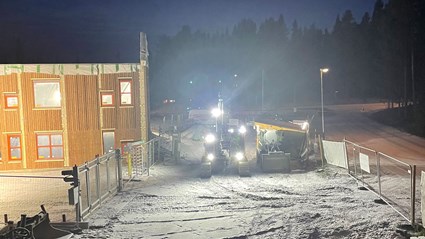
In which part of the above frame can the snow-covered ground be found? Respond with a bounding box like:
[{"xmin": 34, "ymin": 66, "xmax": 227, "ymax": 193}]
[{"xmin": 72, "ymin": 117, "xmax": 407, "ymax": 239}]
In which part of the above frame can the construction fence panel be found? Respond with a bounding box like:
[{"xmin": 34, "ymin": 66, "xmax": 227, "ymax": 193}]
[
  {"xmin": 344, "ymin": 140, "xmax": 379, "ymax": 192},
  {"xmin": 78, "ymin": 150, "xmax": 121, "ymax": 221},
  {"xmin": 0, "ymin": 174, "xmax": 75, "ymax": 223},
  {"xmin": 378, "ymin": 152, "xmax": 418, "ymax": 223},
  {"xmin": 322, "ymin": 140, "xmax": 347, "ymax": 169},
  {"xmin": 340, "ymin": 139, "xmax": 421, "ymax": 224}
]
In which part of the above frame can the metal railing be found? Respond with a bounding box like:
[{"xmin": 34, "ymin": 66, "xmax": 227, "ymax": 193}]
[
  {"xmin": 0, "ymin": 136, "xmax": 166, "ymax": 223},
  {"xmin": 77, "ymin": 149, "xmax": 122, "ymax": 221},
  {"xmin": 344, "ymin": 139, "xmax": 420, "ymax": 224},
  {"xmin": 122, "ymin": 137, "xmax": 163, "ymax": 181}
]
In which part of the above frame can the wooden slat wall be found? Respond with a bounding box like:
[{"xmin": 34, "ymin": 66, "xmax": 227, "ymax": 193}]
[
  {"xmin": 21, "ymin": 73, "xmax": 63, "ymax": 169},
  {"xmin": 67, "ymin": 131, "xmax": 101, "ymax": 166},
  {"xmin": 0, "ymin": 74, "xmax": 19, "ymax": 170},
  {"xmin": 0, "ymin": 68, "xmax": 142, "ymax": 170},
  {"xmin": 65, "ymin": 75, "xmax": 102, "ymax": 165},
  {"xmin": 21, "ymin": 73, "xmax": 62, "ymax": 131},
  {"xmin": 101, "ymin": 72, "xmax": 141, "ymax": 146}
]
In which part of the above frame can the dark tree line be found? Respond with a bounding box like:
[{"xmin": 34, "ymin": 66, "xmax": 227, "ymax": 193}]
[{"xmin": 150, "ymin": 0, "xmax": 425, "ymax": 114}]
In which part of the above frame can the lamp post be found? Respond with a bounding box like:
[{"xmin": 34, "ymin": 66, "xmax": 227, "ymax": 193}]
[{"xmin": 320, "ymin": 68, "xmax": 329, "ymax": 139}]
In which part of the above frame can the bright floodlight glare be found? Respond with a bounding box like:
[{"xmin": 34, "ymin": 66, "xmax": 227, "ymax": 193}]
[
  {"xmin": 205, "ymin": 134, "xmax": 216, "ymax": 143},
  {"xmin": 301, "ymin": 122, "xmax": 309, "ymax": 130},
  {"xmin": 321, "ymin": 68, "xmax": 329, "ymax": 73},
  {"xmin": 54, "ymin": 91, "xmax": 61, "ymax": 103},
  {"xmin": 238, "ymin": 125, "xmax": 247, "ymax": 134},
  {"xmin": 207, "ymin": 153, "xmax": 214, "ymax": 161},
  {"xmin": 211, "ymin": 108, "xmax": 222, "ymax": 118},
  {"xmin": 235, "ymin": 152, "xmax": 244, "ymax": 161},
  {"xmin": 228, "ymin": 128, "xmax": 235, "ymax": 133}
]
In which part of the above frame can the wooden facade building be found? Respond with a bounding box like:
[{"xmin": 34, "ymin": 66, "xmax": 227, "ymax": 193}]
[{"xmin": 0, "ymin": 63, "xmax": 146, "ymax": 170}]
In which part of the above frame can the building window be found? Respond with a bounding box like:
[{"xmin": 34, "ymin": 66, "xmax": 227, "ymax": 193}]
[
  {"xmin": 8, "ymin": 135, "xmax": 21, "ymax": 160},
  {"xmin": 101, "ymin": 92, "xmax": 114, "ymax": 107},
  {"xmin": 34, "ymin": 81, "xmax": 61, "ymax": 108},
  {"xmin": 5, "ymin": 95, "xmax": 19, "ymax": 109},
  {"xmin": 119, "ymin": 79, "xmax": 132, "ymax": 105},
  {"xmin": 36, "ymin": 134, "xmax": 63, "ymax": 159},
  {"xmin": 102, "ymin": 131, "xmax": 115, "ymax": 154}
]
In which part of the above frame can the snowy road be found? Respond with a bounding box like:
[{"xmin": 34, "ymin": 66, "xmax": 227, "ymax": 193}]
[
  {"xmin": 325, "ymin": 103, "xmax": 425, "ymax": 164},
  {"xmin": 73, "ymin": 108, "xmax": 409, "ymax": 238},
  {"xmin": 73, "ymin": 162, "xmax": 404, "ymax": 238}
]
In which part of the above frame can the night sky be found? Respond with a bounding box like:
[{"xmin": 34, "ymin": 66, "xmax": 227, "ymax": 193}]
[{"xmin": 0, "ymin": 0, "xmax": 377, "ymax": 63}]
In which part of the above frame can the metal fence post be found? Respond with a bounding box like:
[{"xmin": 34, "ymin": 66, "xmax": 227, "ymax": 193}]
[
  {"xmin": 377, "ymin": 152, "xmax": 382, "ymax": 198},
  {"xmin": 411, "ymin": 165, "xmax": 416, "ymax": 225},
  {"xmin": 158, "ymin": 137, "xmax": 161, "ymax": 162},
  {"xmin": 85, "ymin": 162, "xmax": 91, "ymax": 211},
  {"xmin": 116, "ymin": 149, "xmax": 123, "ymax": 192},
  {"xmin": 343, "ymin": 138, "xmax": 349, "ymax": 174},
  {"xmin": 95, "ymin": 156, "xmax": 101, "ymax": 204},
  {"xmin": 147, "ymin": 142, "xmax": 150, "ymax": 176},
  {"xmin": 151, "ymin": 140, "xmax": 154, "ymax": 166},
  {"xmin": 76, "ymin": 166, "xmax": 82, "ymax": 222}
]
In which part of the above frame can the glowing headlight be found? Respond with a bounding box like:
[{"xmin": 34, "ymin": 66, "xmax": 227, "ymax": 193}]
[
  {"xmin": 238, "ymin": 125, "xmax": 247, "ymax": 134},
  {"xmin": 211, "ymin": 108, "xmax": 222, "ymax": 118},
  {"xmin": 301, "ymin": 122, "xmax": 309, "ymax": 130},
  {"xmin": 228, "ymin": 128, "xmax": 235, "ymax": 133},
  {"xmin": 207, "ymin": 153, "xmax": 214, "ymax": 161},
  {"xmin": 205, "ymin": 134, "xmax": 216, "ymax": 143},
  {"xmin": 235, "ymin": 152, "xmax": 244, "ymax": 161}
]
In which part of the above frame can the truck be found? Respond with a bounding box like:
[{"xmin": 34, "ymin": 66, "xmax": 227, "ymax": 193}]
[
  {"xmin": 254, "ymin": 117, "xmax": 310, "ymax": 173},
  {"xmin": 199, "ymin": 99, "xmax": 250, "ymax": 178}
]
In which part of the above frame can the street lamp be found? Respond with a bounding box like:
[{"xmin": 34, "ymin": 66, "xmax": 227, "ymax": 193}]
[{"xmin": 320, "ymin": 68, "xmax": 329, "ymax": 139}]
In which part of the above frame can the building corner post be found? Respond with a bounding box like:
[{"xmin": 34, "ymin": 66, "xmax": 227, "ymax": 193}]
[{"xmin": 139, "ymin": 32, "xmax": 150, "ymax": 144}]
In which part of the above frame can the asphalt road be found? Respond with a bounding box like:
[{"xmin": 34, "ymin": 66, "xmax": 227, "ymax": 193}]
[{"xmin": 323, "ymin": 103, "xmax": 425, "ymax": 165}]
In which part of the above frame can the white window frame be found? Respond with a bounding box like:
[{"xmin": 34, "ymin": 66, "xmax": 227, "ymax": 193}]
[
  {"xmin": 119, "ymin": 78, "xmax": 133, "ymax": 106},
  {"xmin": 33, "ymin": 80, "xmax": 61, "ymax": 108}
]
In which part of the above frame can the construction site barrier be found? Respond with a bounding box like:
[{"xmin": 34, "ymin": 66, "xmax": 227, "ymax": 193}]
[{"xmin": 338, "ymin": 139, "xmax": 421, "ymax": 225}]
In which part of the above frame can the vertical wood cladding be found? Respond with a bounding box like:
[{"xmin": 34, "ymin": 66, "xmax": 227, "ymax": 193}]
[
  {"xmin": 0, "ymin": 74, "xmax": 19, "ymax": 170},
  {"xmin": 20, "ymin": 73, "xmax": 63, "ymax": 169},
  {"xmin": 65, "ymin": 75, "xmax": 101, "ymax": 165},
  {"xmin": 0, "ymin": 74, "xmax": 19, "ymax": 132},
  {"xmin": 65, "ymin": 75, "xmax": 100, "ymax": 131},
  {"xmin": 101, "ymin": 72, "xmax": 141, "ymax": 146},
  {"xmin": 21, "ymin": 73, "xmax": 62, "ymax": 132},
  {"xmin": 0, "ymin": 66, "xmax": 142, "ymax": 170}
]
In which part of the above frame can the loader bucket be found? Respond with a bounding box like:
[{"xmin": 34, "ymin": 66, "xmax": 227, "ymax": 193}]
[
  {"xmin": 32, "ymin": 215, "xmax": 73, "ymax": 239},
  {"xmin": 238, "ymin": 161, "xmax": 250, "ymax": 177},
  {"xmin": 261, "ymin": 152, "xmax": 291, "ymax": 173},
  {"xmin": 200, "ymin": 162, "xmax": 212, "ymax": 178},
  {"xmin": 1, "ymin": 206, "xmax": 73, "ymax": 239}
]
